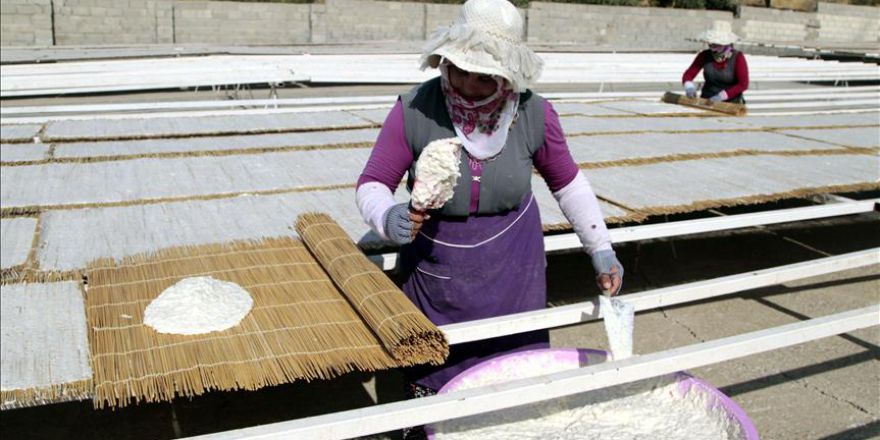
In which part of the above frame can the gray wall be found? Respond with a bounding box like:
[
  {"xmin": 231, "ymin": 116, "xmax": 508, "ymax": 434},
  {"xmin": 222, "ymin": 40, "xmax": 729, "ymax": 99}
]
[
  {"xmin": 51, "ymin": 0, "xmax": 173, "ymax": 45},
  {"xmin": 737, "ymin": 6, "xmax": 819, "ymax": 42},
  {"xmin": 1, "ymin": 0, "xmax": 877, "ymax": 48},
  {"xmin": 174, "ymin": 1, "xmax": 310, "ymax": 44},
  {"xmin": 311, "ymin": 0, "xmax": 427, "ymax": 43},
  {"xmin": 816, "ymin": 1, "xmax": 880, "ymax": 42},
  {"xmin": 1, "ymin": 0, "xmax": 52, "ymax": 45},
  {"xmin": 527, "ymin": 2, "xmax": 732, "ymax": 50}
]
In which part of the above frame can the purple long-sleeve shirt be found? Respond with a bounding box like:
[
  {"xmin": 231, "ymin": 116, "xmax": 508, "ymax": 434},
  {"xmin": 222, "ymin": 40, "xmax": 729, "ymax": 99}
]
[{"xmin": 357, "ymin": 99, "xmax": 580, "ymax": 212}]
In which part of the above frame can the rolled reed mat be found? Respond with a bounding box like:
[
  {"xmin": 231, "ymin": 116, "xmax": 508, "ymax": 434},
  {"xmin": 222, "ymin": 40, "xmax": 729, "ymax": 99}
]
[
  {"xmin": 296, "ymin": 212, "xmax": 448, "ymax": 364},
  {"xmin": 661, "ymin": 92, "xmax": 746, "ymax": 116}
]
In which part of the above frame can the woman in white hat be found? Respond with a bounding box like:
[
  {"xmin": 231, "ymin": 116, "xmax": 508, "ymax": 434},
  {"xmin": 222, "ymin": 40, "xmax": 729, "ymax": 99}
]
[
  {"xmin": 355, "ymin": 0, "xmax": 623, "ymax": 434},
  {"xmin": 682, "ymin": 21, "xmax": 750, "ymax": 104}
]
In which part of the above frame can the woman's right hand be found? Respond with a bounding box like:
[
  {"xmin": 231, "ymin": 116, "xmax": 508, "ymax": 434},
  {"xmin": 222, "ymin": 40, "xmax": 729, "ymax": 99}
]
[
  {"xmin": 591, "ymin": 249, "xmax": 624, "ymax": 296},
  {"xmin": 409, "ymin": 209, "xmax": 429, "ymax": 240},
  {"xmin": 684, "ymin": 81, "xmax": 697, "ymax": 99},
  {"xmin": 384, "ymin": 203, "xmax": 429, "ymax": 244}
]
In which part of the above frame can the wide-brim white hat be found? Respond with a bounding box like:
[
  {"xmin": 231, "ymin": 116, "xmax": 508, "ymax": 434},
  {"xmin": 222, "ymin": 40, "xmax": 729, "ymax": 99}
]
[
  {"xmin": 700, "ymin": 20, "xmax": 739, "ymax": 45},
  {"xmin": 419, "ymin": 0, "xmax": 543, "ymax": 93}
]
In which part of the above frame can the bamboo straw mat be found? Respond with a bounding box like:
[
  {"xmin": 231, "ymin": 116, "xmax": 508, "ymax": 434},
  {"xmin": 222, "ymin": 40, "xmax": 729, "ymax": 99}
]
[
  {"xmin": 1, "ymin": 281, "xmax": 93, "ymax": 410},
  {"xmin": 85, "ymin": 213, "xmax": 447, "ymax": 408}
]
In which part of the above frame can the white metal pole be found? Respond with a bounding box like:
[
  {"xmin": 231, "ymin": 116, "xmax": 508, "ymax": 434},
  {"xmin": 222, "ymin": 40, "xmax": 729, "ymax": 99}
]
[
  {"xmin": 369, "ymin": 200, "xmax": 879, "ymax": 271},
  {"xmin": 442, "ymin": 248, "xmax": 879, "ymax": 345}
]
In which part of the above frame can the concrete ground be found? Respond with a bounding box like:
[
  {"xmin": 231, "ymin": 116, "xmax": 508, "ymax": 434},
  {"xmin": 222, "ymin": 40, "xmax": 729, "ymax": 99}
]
[
  {"xmin": 548, "ymin": 208, "xmax": 880, "ymax": 440},
  {"xmin": 2, "ymin": 198, "xmax": 878, "ymax": 440}
]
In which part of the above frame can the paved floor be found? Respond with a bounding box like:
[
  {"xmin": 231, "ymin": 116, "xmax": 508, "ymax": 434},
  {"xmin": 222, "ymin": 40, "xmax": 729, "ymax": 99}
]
[
  {"xmin": 549, "ymin": 209, "xmax": 880, "ymax": 440},
  {"xmin": 2, "ymin": 198, "xmax": 878, "ymax": 440}
]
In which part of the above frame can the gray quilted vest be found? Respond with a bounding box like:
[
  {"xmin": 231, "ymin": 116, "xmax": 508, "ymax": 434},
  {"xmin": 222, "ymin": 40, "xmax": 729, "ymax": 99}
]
[
  {"xmin": 701, "ymin": 50, "xmax": 739, "ymax": 99},
  {"xmin": 400, "ymin": 77, "xmax": 545, "ymax": 217}
]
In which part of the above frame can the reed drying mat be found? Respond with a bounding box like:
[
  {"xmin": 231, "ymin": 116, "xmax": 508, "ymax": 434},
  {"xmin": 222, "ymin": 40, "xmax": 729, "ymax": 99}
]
[
  {"xmin": 1, "ymin": 281, "xmax": 93, "ymax": 410},
  {"xmin": 85, "ymin": 213, "xmax": 447, "ymax": 408}
]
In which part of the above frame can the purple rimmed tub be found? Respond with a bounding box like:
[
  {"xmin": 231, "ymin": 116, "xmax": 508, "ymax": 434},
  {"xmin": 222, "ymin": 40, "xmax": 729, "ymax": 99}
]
[{"xmin": 426, "ymin": 348, "xmax": 759, "ymax": 440}]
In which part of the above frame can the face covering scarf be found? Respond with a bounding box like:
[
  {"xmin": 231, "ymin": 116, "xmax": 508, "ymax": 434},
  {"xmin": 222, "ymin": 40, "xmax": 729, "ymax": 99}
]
[
  {"xmin": 439, "ymin": 61, "xmax": 519, "ymax": 160},
  {"xmin": 710, "ymin": 44, "xmax": 734, "ymax": 62}
]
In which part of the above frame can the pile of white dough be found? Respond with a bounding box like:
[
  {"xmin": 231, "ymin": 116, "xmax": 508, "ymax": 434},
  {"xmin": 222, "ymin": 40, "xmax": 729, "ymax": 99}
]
[
  {"xmin": 144, "ymin": 276, "xmax": 254, "ymax": 335},
  {"xmin": 411, "ymin": 137, "xmax": 462, "ymax": 211},
  {"xmin": 430, "ymin": 353, "xmax": 745, "ymax": 440}
]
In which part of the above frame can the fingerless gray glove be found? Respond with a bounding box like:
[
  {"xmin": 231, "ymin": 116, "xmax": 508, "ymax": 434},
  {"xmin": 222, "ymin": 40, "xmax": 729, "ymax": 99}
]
[
  {"xmin": 591, "ymin": 249, "xmax": 624, "ymax": 294},
  {"xmin": 384, "ymin": 203, "xmax": 413, "ymax": 245}
]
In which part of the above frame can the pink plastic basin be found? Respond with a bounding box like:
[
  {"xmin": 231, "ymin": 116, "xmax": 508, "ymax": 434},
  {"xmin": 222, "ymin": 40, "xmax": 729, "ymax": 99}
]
[{"xmin": 426, "ymin": 348, "xmax": 759, "ymax": 440}]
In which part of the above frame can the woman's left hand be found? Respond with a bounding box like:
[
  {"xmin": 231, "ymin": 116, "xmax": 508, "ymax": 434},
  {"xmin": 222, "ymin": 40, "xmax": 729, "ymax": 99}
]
[
  {"xmin": 591, "ymin": 249, "xmax": 624, "ymax": 296},
  {"xmin": 709, "ymin": 91, "xmax": 728, "ymax": 103}
]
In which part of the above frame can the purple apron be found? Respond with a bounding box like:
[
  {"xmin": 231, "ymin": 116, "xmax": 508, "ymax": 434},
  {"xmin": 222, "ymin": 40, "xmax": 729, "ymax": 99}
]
[{"xmin": 398, "ymin": 193, "xmax": 549, "ymax": 390}]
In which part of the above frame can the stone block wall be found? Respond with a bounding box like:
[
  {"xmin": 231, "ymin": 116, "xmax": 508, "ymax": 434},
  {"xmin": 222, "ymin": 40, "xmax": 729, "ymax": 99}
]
[
  {"xmin": 527, "ymin": 2, "xmax": 731, "ymax": 50},
  {"xmin": 737, "ymin": 5, "xmax": 819, "ymax": 42},
  {"xmin": 174, "ymin": 1, "xmax": 310, "ymax": 44},
  {"xmin": 52, "ymin": 0, "xmax": 173, "ymax": 45},
  {"xmin": 816, "ymin": 1, "xmax": 880, "ymax": 42},
  {"xmin": 0, "ymin": 0, "xmax": 52, "ymax": 45},
  {"xmin": 312, "ymin": 0, "xmax": 425, "ymax": 43},
  {"xmin": 0, "ymin": 0, "xmax": 877, "ymax": 48}
]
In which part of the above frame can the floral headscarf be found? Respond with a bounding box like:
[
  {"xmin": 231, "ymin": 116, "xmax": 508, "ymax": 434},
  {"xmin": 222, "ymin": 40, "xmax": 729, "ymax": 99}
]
[
  {"xmin": 709, "ymin": 44, "xmax": 734, "ymax": 62},
  {"xmin": 439, "ymin": 61, "xmax": 519, "ymax": 160}
]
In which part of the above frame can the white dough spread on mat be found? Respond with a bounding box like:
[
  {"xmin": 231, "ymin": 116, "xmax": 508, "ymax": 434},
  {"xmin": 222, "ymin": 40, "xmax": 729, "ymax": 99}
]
[
  {"xmin": 411, "ymin": 137, "xmax": 462, "ymax": 211},
  {"xmin": 144, "ymin": 276, "xmax": 253, "ymax": 335},
  {"xmin": 431, "ymin": 355, "xmax": 744, "ymax": 440}
]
